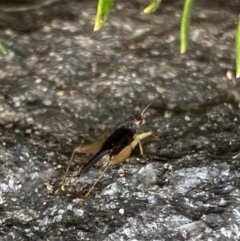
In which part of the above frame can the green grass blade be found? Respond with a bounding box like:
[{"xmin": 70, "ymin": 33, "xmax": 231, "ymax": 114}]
[
  {"xmin": 143, "ymin": 0, "xmax": 162, "ymax": 14},
  {"xmin": 0, "ymin": 40, "xmax": 7, "ymax": 55},
  {"xmin": 180, "ymin": 0, "xmax": 194, "ymax": 54},
  {"xmin": 94, "ymin": 0, "xmax": 114, "ymax": 31},
  {"xmin": 236, "ymin": 15, "xmax": 240, "ymax": 78}
]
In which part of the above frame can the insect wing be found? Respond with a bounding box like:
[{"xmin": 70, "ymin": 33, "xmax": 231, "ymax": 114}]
[
  {"xmin": 74, "ymin": 139, "xmax": 105, "ymax": 154},
  {"xmin": 100, "ymin": 126, "xmax": 133, "ymax": 152}
]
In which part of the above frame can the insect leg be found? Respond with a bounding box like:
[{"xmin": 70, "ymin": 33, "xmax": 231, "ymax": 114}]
[
  {"xmin": 131, "ymin": 131, "xmax": 153, "ymax": 153},
  {"xmin": 54, "ymin": 139, "xmax": 105, "ymax": 195},
  {"xmin": 54, "ymin": 149, "xmax": 77, "ymax": 195},
  {"xmin": 79, "ymin": 163, "xmax": 111, "ymax": 206},
  {"xmin": 78, "ymin": 132, "xmax": 153, "ymax": 205},
  {"xmin": 110, "ymin": 131, "xmax": 153, "ymax": 166}
]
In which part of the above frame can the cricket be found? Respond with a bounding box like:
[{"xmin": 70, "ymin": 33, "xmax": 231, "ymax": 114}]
[{"xmin": 54, "ymin": 105, "xmax": 153, "ymax": 206}]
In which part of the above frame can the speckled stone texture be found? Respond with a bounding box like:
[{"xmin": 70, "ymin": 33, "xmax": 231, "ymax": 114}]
[{"xmin": 1, "ymin": 0, "xmax": 240, "ymax": 240}]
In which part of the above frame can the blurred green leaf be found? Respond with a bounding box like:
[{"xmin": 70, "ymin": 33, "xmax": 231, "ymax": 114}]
[
  {"xmin": 143, "ymin": 0, "xmax": 162, "ymax": 14},
  {"xmin": 0, "ymin": 40, "xmax": 7, "ymax": 55},
  {"xmin": 180, "ymin": 0, "xmax": 194, "ymax": 54},
  {"xmin": 236, "ymin": 15, "xmax": 240, "ymax": 78},
  {"xmin": 94, "ymin": 0, "xmax": 114, "ymax": 31}
]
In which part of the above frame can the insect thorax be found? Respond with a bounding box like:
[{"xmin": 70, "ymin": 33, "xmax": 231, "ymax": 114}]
[{"xmin": 124, "ymin": 115, "xmax": 143, "ymax": 133}]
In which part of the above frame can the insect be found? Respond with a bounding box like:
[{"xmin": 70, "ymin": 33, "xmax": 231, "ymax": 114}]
[{"xmin": 54, "ymin": 105, "xmax": 153, "ymax": 205}]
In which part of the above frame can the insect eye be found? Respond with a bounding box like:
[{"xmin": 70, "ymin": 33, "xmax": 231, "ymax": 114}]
[{"xmin": 136, "ymin": 117, "xmax": 143, "ymax": 126}]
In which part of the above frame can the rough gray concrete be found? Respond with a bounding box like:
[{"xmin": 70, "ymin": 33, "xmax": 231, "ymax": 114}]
[{"xmin": 0, "ymin": 0, "xmax": 240, "ymax": 240}]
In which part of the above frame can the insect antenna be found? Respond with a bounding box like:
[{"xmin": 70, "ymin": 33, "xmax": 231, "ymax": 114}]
[{"xmin": 141, "ymin": 103, "xmax": 151, "ymax": 117}]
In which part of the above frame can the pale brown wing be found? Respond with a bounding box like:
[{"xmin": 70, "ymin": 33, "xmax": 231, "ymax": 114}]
[{"xmin": 74, "ymin": 139, "xmax": 105, "ymax": 154}]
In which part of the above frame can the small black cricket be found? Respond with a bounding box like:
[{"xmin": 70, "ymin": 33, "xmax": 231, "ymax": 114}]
[
  {"xmin": 54, "ymin": 105, "xmax": 152, "ymax": 203},
  {"xmin": 80, "ymin": 106, "xmax": 149, "ymax": 175}
]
